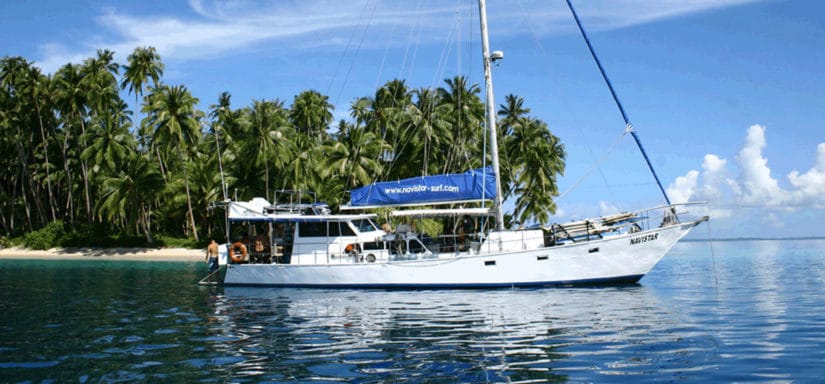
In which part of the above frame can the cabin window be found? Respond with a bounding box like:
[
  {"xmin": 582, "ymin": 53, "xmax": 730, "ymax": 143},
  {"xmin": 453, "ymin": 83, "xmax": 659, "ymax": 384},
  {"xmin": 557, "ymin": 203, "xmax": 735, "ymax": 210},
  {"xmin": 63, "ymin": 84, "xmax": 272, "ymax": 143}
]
[
  {"xmin": 362, "ymin": 241, "xmax": 386, "ymax": 251},
  {"xmin": 409, "ymin": 238, "xmax": 427, "ymax": 254},
  {"xmin": 588, "ymin": 247, "xmax": 600, "ymax": 253},
  {"xmin": 537, "ymin": 255, "xmax": 548, "ymax": 261},
  {"xmin": 341, "ymin": 223, "xmax": 356, "ymax": 236},
  {"xmin": 298, "ymin": 222, "xmax": 327, "ymax": 237},
  {"xmin": 327, "ymin": 222, "xmax": 341, "ymax": 236},
  {"xmin": 391, "ymin": 239, "xmax": 407, "ymax": 256},
  {"xmin": 353, "ymin": 219, "xmax": 378, "ymax": 233},
  {"xmin": 484, "ymin": 260, "xmax": 496, "ymax": 266}
]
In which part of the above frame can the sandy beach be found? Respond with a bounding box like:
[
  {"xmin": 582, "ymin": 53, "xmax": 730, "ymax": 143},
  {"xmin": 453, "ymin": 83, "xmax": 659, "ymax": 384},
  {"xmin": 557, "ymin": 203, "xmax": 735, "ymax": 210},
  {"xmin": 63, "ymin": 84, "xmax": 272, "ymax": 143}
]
[{"xmin": 0, "ymin": 246, "xmax": 205, "ymax": 262}]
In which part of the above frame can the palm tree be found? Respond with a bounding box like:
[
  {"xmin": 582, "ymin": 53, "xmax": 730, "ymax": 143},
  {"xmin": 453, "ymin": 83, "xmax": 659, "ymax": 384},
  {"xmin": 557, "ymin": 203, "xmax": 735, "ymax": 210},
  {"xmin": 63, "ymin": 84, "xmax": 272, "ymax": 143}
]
[
  {"xmin": 437, "ymin": 76, "xmax": 484, "ymax": 174},
  {"xmin": 81, "ymin": 49, "xmax": 119, "ymax": 113},
  {"xmin": 506, "ymin": 117, "xmax": 565, "ymax": 225},
  {"xmin": 121, "ymin": 46, "xmax": 164, "ymax": 105},
  {"xmin": 283, "ymin": 132, "xmax": 322, "ymax": 193},
  {"xmin": 81, "ymin": 99, "xmax": 135, "ymax": 175},
  {"xmin": 497, "ymin": 93, "xmax": 530, "ymax": 137},
  {"xmin": 189, "ymin": 139, "xmax": 235, "ymax": 239},
  {"xmin": 242, "ymin": 99, "xmax": 293, "ymax": 200},
  {"xmin": 51, "ymin": 62, "xmax": 88, "ymax": 226},
  {"xmin": 10, "ymin": 62, "xmax": 60, "ymax": 224},
  {"xmin": 69, "ymin": 49, "xmax": 120, "ymax": 224},
  {"xmin": 142, "ymin": 84, "xmax": 204, "ymax": 240},
  {"xmin": 97, "ymin": 152, "xmax": 164, "ymax": 243},
  {"xmin": 209, "ymin": 92, "xmax": 241, "ymax": 138},
  {"xmin": 324, "ymin": 123, "xmax": 390, "ymax": 191},
  {"xmin": 208, "ymin": 91, "xmax": 239, "ymax": 200},
  {"xmin": 496, "ymin": 94, "xmax": 532, "ymax": 196},
  {"xmin": 403, "ymin": 87, "xmax": 451, "ymax": 176},
  {"xmin": 369, "ymin": 79, "xmax": 413, "ymax": 179},
  {"xmin": 349, "ymin": 97, "xmax": 373, "ymax": 128},
  {"xmin": 289, "ymin": 90, "xmax": 333, "ymax": 141},
  {"xmin": 0, "ymin": 57, "xmax": 44, "ymax": 230}
]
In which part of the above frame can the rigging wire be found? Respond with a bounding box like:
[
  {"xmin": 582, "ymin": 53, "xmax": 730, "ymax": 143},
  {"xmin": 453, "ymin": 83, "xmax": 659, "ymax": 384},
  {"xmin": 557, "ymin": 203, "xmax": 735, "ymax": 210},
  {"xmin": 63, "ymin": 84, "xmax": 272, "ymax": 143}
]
[
  {"xmin": 456, "ymin": 0, "xmax": 461, "ymax": 84},
  {"xmin": 514, "ymin": 0, "xmax": 549, "ymax": 57},
  {"xmin": 556, "ymin": 129, "xmax": 627, "ymax": 202},
  {"xmin": 429, "ymin": 20, "xmax": 457, "ymax": 91},
  {"xmin": 511, "ymin": 0, "xmax": 619, "ymax": 209},
  {"xmin": 328, "ymin": 0, "xmax": 378, "ymax": 107},
  {"xmin": 565, "ymin": 0, "xmax": 672, "ymax": 206},
  {"xmin": 381, "ymin": 2, "xmax": 436, "ymax": 179},
  {"xmin": 372, "ymin": 1, "xmax": 402, "ymax": 93},
  {"xmin": 212, "ymin": 125, "xmax": 229, "ymax": 243},
  {"xmin": 382, "ymin": 0, "xmax": 465, "ymax": 180},
  {"xmin": 399, "ymin": 0, "xmax": 425, "ymax": 80},
  {"xmin": 214, "ymin": 127, "xmax": 227, "ymax": 201}
]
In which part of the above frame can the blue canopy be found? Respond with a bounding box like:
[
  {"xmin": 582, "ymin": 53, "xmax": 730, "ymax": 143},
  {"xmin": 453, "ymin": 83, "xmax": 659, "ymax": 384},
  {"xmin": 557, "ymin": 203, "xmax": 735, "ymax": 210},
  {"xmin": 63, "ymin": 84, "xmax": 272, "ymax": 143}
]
[{"xmin": 349, "ymin": 168, "xmax": 496, "ymax": 207}]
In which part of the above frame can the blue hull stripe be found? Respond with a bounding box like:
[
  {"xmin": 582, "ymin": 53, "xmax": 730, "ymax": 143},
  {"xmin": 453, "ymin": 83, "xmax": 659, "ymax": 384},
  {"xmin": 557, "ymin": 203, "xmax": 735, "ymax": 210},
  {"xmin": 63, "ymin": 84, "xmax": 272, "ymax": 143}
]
[{"xmin": 223, "ymin": 274, "xmax": 644, "ymax": 289}]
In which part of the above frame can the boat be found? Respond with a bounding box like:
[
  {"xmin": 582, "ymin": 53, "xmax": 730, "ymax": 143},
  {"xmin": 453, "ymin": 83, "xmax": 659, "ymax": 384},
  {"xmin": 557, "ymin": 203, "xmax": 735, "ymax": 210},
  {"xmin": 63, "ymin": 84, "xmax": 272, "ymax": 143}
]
[{"xmin": 205, "ymin": 0, "xmax": 708, "ymax": 288}]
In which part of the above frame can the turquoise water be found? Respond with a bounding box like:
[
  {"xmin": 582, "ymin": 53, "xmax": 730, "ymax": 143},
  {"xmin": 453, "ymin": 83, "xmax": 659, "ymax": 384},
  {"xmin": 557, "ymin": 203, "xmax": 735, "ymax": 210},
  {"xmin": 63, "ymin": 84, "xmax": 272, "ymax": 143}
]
[{"xmin": 1, "ymin": 240, "xmax": 824, "ymax": 382}]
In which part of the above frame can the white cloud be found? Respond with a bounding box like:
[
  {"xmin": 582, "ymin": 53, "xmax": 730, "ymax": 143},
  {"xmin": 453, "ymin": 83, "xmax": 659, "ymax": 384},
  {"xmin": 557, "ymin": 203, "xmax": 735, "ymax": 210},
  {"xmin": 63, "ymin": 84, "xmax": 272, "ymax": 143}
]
[
  {"xmin": 32, "ymin": 0, "xmax": 764, "ymax": 73},
  {"xmin": 787, "ymin": 143, "xmax": 825, "ymax": 208},
  {"xmin": 35, "ymin": 44, "xmax": 92, "ymax": 76},
  {"xmin": 668, "ymin": 125, "xmax": 825, "ymax": 212},
  {"xmin": 530, "ymin": 0, "xmax": 762, "ymax": 31},
  {"xmin": 736, "ymin": 124, "xmax": 786, "ymax": 206},
  {"xmin": 598, "ymin": 201, "xmax": 621, "ymax": 216},
  {"xmin": 666, "ymin": 170, "xmax": 698, "ymax": 204},
  {"xmin": 700, "ymin": 154, "xmax": 728, "ymax": 200}
]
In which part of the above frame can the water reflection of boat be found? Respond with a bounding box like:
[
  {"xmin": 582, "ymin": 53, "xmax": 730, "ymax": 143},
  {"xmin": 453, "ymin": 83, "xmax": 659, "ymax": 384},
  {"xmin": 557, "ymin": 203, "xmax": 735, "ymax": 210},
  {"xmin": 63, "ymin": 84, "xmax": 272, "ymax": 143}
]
[
  {"xmin": 217, "ymin": 286, "xmax": 677, "ymax": 348},
  {"xmin": 206, "ymin": 0, "xmax": 707, "ymax": 288},
  {"xmin": 206, "ymin": 286, "xmax": 712, "ymax": 382}
]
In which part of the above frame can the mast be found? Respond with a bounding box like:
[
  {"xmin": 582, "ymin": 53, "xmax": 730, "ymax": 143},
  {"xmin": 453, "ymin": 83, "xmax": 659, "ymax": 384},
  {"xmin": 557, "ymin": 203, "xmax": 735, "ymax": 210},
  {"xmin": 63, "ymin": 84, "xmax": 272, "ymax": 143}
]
[{"xmin": 478, "ymin": 0, "xmax": 506, "ymax": 231}]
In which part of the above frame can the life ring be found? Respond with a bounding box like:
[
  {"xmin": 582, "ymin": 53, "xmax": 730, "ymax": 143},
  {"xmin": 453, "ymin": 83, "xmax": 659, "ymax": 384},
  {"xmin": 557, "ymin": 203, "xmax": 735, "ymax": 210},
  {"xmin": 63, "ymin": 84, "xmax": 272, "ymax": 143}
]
[
  {"xmin": 229, "ymin": 242, "xmax": 247, "ymax": 263},
  {"xmin": 345, "ymin": 243, "xmax": 360, "ymax": 255}
]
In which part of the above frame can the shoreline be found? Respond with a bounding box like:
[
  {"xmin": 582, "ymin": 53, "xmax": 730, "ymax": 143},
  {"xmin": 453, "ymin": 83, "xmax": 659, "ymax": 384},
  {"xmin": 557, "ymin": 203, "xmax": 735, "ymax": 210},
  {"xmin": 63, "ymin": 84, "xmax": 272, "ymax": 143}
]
[{"xmin": 0, "ymin": 246, "xmax": 205, "ymax": 262}]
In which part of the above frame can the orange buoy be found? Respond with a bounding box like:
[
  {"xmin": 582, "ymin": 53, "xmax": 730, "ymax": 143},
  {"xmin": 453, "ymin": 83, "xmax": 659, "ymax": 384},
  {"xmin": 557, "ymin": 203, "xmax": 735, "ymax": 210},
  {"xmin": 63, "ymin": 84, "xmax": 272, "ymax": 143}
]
[{"xmin": 229, "ymin": 242, "xmax": 247, "ymax": 263}]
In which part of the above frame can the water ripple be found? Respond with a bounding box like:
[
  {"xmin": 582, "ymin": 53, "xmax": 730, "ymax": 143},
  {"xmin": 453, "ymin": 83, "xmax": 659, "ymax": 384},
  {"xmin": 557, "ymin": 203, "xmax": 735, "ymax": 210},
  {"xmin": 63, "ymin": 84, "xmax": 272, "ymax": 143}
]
[{"xmin": 1, "ymin": 242, "xmax": 824, "ymax": 382}]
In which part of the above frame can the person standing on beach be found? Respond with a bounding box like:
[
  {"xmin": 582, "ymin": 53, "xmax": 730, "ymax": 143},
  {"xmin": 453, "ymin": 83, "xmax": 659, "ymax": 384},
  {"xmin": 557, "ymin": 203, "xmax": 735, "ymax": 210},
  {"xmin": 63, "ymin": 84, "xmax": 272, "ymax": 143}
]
[{"xmin": 206, "ymin": 239, "xmax": 219, "ymax": 273}]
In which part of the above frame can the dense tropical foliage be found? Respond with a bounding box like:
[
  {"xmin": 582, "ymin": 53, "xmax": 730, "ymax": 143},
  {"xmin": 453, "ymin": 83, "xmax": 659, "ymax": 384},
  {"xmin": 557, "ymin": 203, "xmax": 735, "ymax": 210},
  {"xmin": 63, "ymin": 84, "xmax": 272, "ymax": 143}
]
[{"xmin": 0, "ymin": 47, "xmax": 565, "ymax": 247}]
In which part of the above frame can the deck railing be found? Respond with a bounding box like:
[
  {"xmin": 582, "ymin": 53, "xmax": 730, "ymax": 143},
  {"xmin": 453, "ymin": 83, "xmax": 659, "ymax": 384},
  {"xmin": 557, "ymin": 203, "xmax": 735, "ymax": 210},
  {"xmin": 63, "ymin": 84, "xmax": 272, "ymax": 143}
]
[{"xmin": 227, "ymin": 202, "xmax": 707, "ymax": 265}]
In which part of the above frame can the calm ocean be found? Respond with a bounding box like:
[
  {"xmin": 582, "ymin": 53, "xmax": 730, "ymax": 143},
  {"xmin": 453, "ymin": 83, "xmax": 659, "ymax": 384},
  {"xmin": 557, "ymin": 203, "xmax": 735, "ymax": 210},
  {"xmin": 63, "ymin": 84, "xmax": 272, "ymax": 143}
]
[{"xmin": 1, "ymin": 239, "xmax": 824, "ymax": 383}]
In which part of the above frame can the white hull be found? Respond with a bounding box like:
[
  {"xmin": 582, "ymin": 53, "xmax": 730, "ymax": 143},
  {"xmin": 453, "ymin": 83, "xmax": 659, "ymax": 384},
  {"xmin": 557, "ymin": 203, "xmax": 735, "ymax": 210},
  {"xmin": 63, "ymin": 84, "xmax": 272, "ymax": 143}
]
[{"xmin": 223, "ymin": 219, "xmax": 702, "ymax": 288}]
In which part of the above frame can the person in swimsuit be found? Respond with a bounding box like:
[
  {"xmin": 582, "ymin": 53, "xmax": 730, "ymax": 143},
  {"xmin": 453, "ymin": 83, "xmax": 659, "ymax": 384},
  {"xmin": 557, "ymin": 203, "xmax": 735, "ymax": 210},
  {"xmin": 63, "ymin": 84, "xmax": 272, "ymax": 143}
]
[{"xmin": 206, "ymin": 239, "xmax": 219, "ymax": 273}]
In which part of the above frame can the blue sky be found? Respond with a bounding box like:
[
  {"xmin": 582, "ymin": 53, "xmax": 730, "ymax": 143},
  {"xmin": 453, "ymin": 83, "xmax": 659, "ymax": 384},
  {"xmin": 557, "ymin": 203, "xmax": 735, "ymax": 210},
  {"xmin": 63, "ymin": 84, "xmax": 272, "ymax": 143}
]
[{"xmin": 2, "ymin": 0, "xmax": 824, "ymax": 238}]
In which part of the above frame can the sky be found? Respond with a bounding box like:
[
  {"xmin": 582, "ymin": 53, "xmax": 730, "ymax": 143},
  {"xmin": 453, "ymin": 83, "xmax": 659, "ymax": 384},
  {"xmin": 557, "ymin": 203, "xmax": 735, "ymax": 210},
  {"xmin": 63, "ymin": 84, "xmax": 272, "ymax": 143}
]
[{"xmin": 2, "ymin": 0, "xmax": 824, "ymax": 238}]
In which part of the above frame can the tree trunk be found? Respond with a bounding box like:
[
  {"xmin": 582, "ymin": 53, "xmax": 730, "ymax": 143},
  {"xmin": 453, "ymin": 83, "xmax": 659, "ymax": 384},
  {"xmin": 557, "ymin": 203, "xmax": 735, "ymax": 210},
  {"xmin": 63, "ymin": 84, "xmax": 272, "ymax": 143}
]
[
  {"xmin": 155, "ymin": 147, "xmax": 167, "ymax": 181},
  {"xmin": 78, "ymin": 118, "xmax": 92, "ymax": 223},
  {"xmin": 61, "ymin": 130, "xmax": 76, "ymax": 227},
  {"xmin": 19, "ymin": 176, "xmax": 33, "ymax": 232},
  {"xmin": 9, "ymin": 178, "xmax": 19, "ymax": 234},
  {"xmin": 0, "ymin": 203, "xmax": 9, "ymax": 236},
  {"xmin": 183, "ymin": 165, "xmax": 199, "ymax": 241},
  {"xmin": 265, "ymin": 162, "xmax": 270, "ymax": 202},
  {"xmin": 81, "ymin": 161, "xmax": 92, "ymax": 223},
  {"xmin": 35, "ymin": 100, "xmax": 58, "ymax": 222},
  {"xmin": 14, "ymin": 125, "xmax": 44, "ymax": 228},
  {"xmin": 140, "ymin": 203, "xmax": 154, "ymax": 244}
]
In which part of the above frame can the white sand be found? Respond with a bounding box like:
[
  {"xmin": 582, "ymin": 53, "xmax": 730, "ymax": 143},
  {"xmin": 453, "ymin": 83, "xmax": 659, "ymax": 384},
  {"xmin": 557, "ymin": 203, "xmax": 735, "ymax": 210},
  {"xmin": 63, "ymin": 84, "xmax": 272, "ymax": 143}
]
[{"xmin": 0, "ymin": 246, "xmax": 205, "ymax": 262}]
